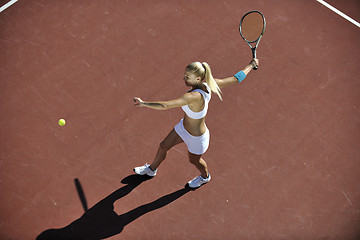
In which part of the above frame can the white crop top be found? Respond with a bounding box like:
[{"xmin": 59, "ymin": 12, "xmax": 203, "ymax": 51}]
[{"xmin": 181, "ymin": 83, "xmax": 211, "ymax": 119}]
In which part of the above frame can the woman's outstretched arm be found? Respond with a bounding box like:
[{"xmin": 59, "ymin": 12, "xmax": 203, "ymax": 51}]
[
  {"xmin": 134, "ymin": 92, "xmax": 199, "ymax": 110},
  {"xmin": 215, "ymin": 59, "xmax": 259, "ymax": 89}
]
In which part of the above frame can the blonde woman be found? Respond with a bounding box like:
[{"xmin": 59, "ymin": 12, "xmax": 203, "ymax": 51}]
[{"xmin": 133, "ymin": 59, "xmax": 259, "ymax": 188}]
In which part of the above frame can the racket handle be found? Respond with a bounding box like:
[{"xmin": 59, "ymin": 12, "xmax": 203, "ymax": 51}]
[{"xmin": 252, "ymin": 48, "xmax": 258, "ymax": 70}]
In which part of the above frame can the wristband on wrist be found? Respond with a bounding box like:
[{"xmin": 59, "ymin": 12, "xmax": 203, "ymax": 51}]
[{"xmin": 234, "ymin": 71, "xmax": 246, "ymax": 83}]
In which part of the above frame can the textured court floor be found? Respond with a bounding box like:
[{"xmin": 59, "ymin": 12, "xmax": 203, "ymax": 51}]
[{"xmin": 1, "ymin": 0, "xmax": 360, "ymax": 239}]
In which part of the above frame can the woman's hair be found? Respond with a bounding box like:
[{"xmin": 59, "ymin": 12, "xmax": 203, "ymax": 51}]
[{"xmin": 185, "ymin": 62, "xmax": 223, "ymax": 100}]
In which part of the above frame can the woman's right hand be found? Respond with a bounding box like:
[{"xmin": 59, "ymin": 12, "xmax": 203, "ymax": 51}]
[{"xmin": 250, "ymin": 58, "xmax": 259, "ymax": 68}]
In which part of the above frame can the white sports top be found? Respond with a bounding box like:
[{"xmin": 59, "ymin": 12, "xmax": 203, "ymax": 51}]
[{"xmin": 181, "ymin": 83, "xmax": 211, "ymax": 119}]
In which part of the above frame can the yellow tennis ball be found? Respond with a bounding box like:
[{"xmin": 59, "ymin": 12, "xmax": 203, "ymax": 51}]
[{"xmin": 58, "ymin": 119, "xmax": 66, "ymax": 126}]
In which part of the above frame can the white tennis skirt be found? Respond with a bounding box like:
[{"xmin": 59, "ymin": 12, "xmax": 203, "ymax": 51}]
[{"xmin": 174, "ymin": 118, "xmax": 210, "ymax": 155}]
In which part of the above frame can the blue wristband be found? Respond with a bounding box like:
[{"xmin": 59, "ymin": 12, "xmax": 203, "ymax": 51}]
[{"xmin": 234, "ymin": 71, "xmax": 246, "ymax": 83}]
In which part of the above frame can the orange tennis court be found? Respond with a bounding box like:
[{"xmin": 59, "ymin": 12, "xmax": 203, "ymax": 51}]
[{"xmin": 1, "ymin": 0, "xmax": 359, "ymax": 239}]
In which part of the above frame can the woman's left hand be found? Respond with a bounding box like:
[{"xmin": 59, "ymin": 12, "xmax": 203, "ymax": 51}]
[{"xmin": 133, "ymin": 97, "xmax": 144, "ymax": 106}]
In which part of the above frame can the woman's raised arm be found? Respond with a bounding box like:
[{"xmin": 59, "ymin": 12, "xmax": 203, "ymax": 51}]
[{"xmin": 215, "ymin": 59, "xmax": 259, "ymax": 89}]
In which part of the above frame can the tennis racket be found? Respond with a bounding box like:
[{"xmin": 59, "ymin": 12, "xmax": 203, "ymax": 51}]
[{"xmin": 239, "ymin": 10, "xmax": 266, "ymax": 70}]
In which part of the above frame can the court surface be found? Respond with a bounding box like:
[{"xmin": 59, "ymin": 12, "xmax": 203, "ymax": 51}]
[{"xmin": 1, "ymin": 0, "xmax": 360, "ymax": 239}]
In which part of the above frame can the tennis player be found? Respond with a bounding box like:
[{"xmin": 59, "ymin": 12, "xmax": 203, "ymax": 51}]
[{"xmin": 133, "ymin": 59, "xmax": 259, "ymax": 188}]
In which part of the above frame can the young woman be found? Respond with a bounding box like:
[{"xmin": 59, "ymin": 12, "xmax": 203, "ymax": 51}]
[{"xmin": 133, "ymin": 59, "xmax": 259, "ymax": 188}]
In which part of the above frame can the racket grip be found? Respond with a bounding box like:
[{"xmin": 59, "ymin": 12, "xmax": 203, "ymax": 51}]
[{"xmin": 252, "ymin": 49, "xmax": 258, "ymax": 70}]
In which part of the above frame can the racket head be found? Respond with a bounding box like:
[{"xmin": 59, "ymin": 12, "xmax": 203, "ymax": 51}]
[{"xmin": 239, "ymin": 10, "xmax": 266, "ymax": 44}]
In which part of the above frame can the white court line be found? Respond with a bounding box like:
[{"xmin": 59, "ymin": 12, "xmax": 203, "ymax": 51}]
[
  {"xmin": 0, "ymin": 0, "xmax": 18, "ymax": 13},
  {"xmin": 317, "ymin": 0, "xmax": 360, "ymax": 28}
]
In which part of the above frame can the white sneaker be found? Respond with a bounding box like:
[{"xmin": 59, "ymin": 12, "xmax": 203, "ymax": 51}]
[
  {"xmin": 133, "ymin": 163, "xmax": 157, "ymax": 177},
  {"xmin": 187, "ymin": 174, "xmax": 211, "ymax": 188}
]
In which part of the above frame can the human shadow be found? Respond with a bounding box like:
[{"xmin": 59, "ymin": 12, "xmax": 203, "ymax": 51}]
[{"xmin": 36, "ymin": 174, "xmax": 191, "ymax": 240}]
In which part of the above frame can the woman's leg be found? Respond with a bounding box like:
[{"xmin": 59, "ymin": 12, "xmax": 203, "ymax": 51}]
[
  {"xmin": 188, "ymin": 152, "xmax": 209, "ymax": 179},
  {"xmin": 149, "ymin": 129, "xmax": 183, "ymax": 171}
]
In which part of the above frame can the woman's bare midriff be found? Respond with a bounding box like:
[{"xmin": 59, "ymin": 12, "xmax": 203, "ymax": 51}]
[{"xmin": 183, "ymin": 115, "xmax": 207, "ymax": 136}]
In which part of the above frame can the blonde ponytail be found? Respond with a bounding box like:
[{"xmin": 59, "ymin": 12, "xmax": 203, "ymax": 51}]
[
  {"xmin": 185, "ymin": 61, "xmax": 223, "ymax": 100},
  {"xmin": 201, "ymin": 62, "xmax": 223, "ymax": 101}
]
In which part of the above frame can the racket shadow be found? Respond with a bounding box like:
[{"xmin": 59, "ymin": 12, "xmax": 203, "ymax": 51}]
[
  {"xmin": 36, "ymin": 174, "xmax": 191, "ymax": 240},
  {"xmin": 74, "ymin": 178, "xmax": 88, "ymax": 212}
]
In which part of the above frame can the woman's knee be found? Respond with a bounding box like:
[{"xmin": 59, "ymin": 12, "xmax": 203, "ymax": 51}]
[
  {"xmin": 188, "ymin": 153, "xmax": 201, "ymax": 165},
  {"xmin": 159, "ymin": 140, "xmax": 171, "ymax": 152},
  {"xmin": 189, "ymin": 158, "xmax": 199, "ymax": 165}
]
